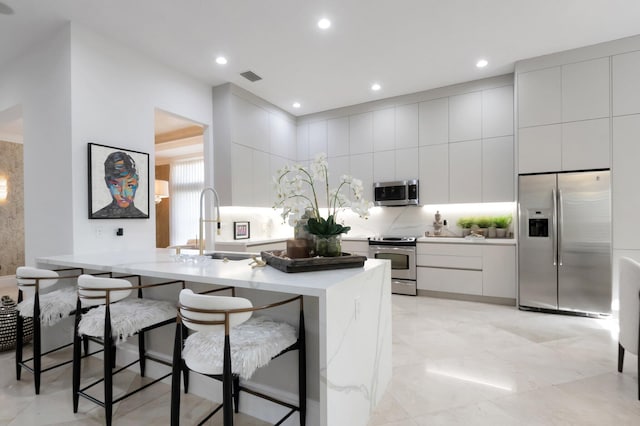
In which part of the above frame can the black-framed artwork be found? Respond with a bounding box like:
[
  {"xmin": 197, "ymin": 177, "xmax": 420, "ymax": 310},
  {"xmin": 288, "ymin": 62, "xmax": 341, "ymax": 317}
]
[
  {"xmin": 88, "ymin": 143, "xmax": 150, "ymax": 219},
  {"xmin": 234, "ymin": 221, "xmax": 250, "ymax": 240}
]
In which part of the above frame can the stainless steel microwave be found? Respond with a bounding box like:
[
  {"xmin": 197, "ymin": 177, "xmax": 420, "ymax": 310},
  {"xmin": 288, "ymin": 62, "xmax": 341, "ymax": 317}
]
[{"xmin": 373, "ymin": 180, "xmax": 419, "ymax": 206}]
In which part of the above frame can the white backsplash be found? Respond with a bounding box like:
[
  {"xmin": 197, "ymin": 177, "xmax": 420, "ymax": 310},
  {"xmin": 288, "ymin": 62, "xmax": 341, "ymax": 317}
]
[{"xmin": 217, "ymin": 203, "xmax": 516, "ymax": 242}]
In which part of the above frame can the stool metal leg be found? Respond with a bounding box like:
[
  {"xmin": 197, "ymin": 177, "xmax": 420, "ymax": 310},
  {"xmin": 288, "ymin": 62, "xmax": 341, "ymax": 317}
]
[
  {"xmin": 104, "ymin": 307, "xmax": 113, "ymax": 426},
  {"xmin": 15, "ymin": 290, "xmax": 24, "ymax": 381},
  {"xmin": 33, "ymin": 293, "xmax": 42, "ymax": 395},
  {"xmin": 170, "ymin": 323, "xmax": 182, "ymax": 426},
  {"xmin": 299, "ymin": 310, "xmax": 307, "ymax": 426},
  {"xmin": 138, "ymin": 330, "xmax": 146, "ymax": 377},
  {"xmin": 223, "ymin": 335, "xmax": 233, "ymax": 426},
  {"xmin": 72, "ymin": 299, "xmax": 83, "ymax": 413}
]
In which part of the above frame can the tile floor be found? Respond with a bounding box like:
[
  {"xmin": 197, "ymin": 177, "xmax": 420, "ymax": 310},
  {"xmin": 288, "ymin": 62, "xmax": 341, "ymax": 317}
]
[{"xmin": 1, "ymin": 294, "xmax": 638, "ymax": 425}]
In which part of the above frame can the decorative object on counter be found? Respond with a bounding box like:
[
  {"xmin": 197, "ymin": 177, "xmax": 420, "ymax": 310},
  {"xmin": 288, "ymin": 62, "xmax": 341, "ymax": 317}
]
[
  {"xmin": 249, "ymin": 255, "xmax": 267, "ymax": 268},
  {"xmin": 457, "ymin": 217, "xmax": 474, "ymax": 236},
  {"xmin": 433, "ymin": 210, "xmax": 444, "ymax": 236},
  {"xmin": 493, "ymin": 215, "xmax": 512, "ymax": 238},
  {"xmin": 233, "ymin": 221, "xmax": 250, "ymax": 240},
  {"xmin": 0, "ymin": 295, "xmax": 33, "ymax": 352},
  {"xmin": 475, "ymin": 217, "xmax": 493, "ymax": 237},
  {"xmin": 261, "ymin": 250, "xmax": 366, "ymax": 273},
  {"xmin": 273, "ymin": 153, "xmax": 372, "ymax": 257},
  {"xmin": 287, "ymin": 238, "xmax": 311, "ymax": 259}
]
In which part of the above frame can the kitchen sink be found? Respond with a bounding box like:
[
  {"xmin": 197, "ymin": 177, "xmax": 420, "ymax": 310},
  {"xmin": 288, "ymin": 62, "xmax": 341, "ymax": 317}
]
[{"xmin": 207, "ymin": 252, "xmax": 255, "ymax": 261}]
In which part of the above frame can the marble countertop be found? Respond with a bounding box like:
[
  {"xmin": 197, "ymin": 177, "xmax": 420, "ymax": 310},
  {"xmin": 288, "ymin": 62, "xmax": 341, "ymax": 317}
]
[{"xmin": 36, "ymin": 249, "xmax": 386, "ymax": 297}]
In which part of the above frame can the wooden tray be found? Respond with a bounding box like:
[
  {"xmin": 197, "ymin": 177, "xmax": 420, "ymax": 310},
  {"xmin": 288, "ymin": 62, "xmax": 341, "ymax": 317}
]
[{"xmin": 260, "ymin": 250, "xmax": 366, "ymax": 273}]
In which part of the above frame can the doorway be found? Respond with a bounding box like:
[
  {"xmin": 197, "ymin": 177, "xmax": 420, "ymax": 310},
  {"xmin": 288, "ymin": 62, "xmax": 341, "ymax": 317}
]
[
  {"xmin": 0, "ymin": 104, "xmax": 24, "ymax": 285},
  {"xmin": 154, "ymin": 109, "xmax": 205, "ymax": 248}
]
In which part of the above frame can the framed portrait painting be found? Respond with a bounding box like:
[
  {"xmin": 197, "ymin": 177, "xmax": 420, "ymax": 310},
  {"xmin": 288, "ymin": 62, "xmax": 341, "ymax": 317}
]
[{"xmin": 88, "ymin": 143, "xmax": 150, "ymax": 219}]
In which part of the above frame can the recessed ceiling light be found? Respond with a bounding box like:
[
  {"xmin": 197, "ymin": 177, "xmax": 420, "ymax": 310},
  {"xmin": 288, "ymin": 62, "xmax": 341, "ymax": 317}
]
[
  {"xmin": 476, "ymin": 59, "xmax": 488, "ymax": 68},
  {"xmin": 215, "ymin": 56, "xmax": 228, "ymax": 65},
  {"xmin": 371, "ymin": 83, "xmax": 381, "ymax": 91},
  {"xmin": 293, "ymin": 102, "xmax": 301, "ymax": 108},
  {"xmin": 318, "ymin": 18, "xmax": 331, "ymax": 29}
]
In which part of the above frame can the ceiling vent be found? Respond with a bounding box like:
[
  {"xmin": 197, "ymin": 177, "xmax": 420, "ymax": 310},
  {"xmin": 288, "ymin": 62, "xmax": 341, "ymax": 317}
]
[{"xmin": 240, "ymin": 70, "xmax": 262, "ymax": 82}]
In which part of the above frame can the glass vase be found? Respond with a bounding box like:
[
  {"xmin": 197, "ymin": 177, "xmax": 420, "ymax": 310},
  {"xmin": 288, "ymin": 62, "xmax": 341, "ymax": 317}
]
[{"xmin": 314, "ymin": 234, "xmax": 342, "ymax": 257}]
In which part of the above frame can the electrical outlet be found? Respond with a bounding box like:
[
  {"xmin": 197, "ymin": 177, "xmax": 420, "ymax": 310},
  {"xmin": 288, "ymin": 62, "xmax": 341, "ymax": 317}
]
[
  {"xmin": 95, "ymin": 226, "xmax": 103, "ymax": 238},
  {"xmin": 354, "ymin": 297, "xmax": 361, "ymax": 320}
]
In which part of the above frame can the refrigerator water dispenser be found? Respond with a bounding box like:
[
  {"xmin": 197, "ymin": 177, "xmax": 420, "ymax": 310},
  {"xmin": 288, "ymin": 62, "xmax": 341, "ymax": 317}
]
[{"xmin": 527, "ymin": 210, "xmax": 549, "ymax": 237}]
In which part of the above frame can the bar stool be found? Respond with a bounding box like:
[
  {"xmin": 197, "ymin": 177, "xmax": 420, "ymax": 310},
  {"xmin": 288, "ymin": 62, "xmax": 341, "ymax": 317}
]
[
  {"xmin": 170, "ymin": 288, "xmax": 306, "ymax": 426},
  {"xmin": 15, "ymin": 266, "xmax": 91, "ymax": 394},
  {"xmin": 72, "ymin": 274, "xmax": 185, "ymax": 426}
]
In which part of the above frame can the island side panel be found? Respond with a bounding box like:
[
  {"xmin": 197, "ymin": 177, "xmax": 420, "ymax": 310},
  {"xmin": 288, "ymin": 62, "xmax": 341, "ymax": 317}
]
[{"xmin": 323, "ymin": 261, "xmax": 392, "ymax": 426}]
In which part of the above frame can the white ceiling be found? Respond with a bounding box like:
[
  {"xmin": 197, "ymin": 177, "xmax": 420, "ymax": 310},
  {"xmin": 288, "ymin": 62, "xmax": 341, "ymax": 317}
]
[{"xmin": 2, "ymin": 1, "xmax": 640, "ymax": 116}]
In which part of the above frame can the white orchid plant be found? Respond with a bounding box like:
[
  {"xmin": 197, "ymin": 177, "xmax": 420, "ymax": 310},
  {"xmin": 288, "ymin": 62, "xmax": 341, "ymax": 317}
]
[{"xmin": 273, "ymin": 153, "xmax": 372, "ymax": 238}]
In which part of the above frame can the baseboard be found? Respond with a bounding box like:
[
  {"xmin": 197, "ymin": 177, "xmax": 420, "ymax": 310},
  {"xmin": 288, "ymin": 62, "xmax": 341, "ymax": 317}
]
[{"xmin": 417, "ymin": 289, "xmax": 516, "ymax": 306}]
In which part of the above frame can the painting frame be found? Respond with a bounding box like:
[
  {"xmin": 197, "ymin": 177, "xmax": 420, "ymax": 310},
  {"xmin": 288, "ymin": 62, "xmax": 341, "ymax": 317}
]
[
  {"xmin": 234, "ymin": 221, "xmax": 250, "ymax": 240},
  {"xmin": 88, "ymin": 143, "xmax": 150, "ymax": 219}
]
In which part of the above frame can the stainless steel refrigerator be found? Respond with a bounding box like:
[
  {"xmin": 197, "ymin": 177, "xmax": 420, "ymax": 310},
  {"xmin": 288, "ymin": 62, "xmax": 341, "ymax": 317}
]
[{"xmin": 518, "ymin": 171, "xmax": 611, "ymax": 315}]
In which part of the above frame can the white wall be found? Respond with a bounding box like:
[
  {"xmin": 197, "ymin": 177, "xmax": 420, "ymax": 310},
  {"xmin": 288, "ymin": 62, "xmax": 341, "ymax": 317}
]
[
  {"xmin": 0, "ymin": 23, "xmax": 215, "ymax": 261},
  {"xmin": 0, "ymin": 26, "xmax": 73, "ymax": 264},
  {"xmin": 69, "ymin": 24, "xmax": 214, "ymax": 254}
]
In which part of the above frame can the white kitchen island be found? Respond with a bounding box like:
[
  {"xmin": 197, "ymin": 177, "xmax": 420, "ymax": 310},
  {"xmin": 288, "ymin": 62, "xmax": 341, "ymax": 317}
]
[{"xmin": 37, "ymin": 249, "xmax": 392, "ymax": 426}]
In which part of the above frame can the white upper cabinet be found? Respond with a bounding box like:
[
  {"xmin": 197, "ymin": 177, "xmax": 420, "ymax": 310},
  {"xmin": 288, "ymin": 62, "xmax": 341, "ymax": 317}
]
[
  {"xmin": 482, "ymin": 136, "xmax": 514, "ymax": 202},
  {"xmin": 518, "ymin": 124, "xmax": 562, "ymax": 174},
  {"xmin": 373, "ymin": 108, "xmax": 395, "ymax": 152},
  {"xmin": 231, "ymin": 143, "xmax": 254, "ymax": 206},
  {"xmin": 612, "ymin": 115, "xmax": 640, "ymax": 250},
  {"xmin": 350, "ymin": 112, "xmax": 373, "ymax": 155},
  {"xmin": 419, "ymin": 144, "xmax": 449, "ymax": 205},
  {"xmin": 296, "ymin": 124, "xmax": 309, "ymax": 162},
  {"xmin": 613, "ymin": 50, "xmax": 640, "ymax": 116},
  {"xmin": 395, "ymin": 147, "xmax": 419, "ymax": 180},
  {"xmin": 269, "ymin": 113, "xmax": 295, "ymax": 160},
  {"xmin": 231, "ymin": 95, "xmax": 269, "ymax": 150},
  {"xmin": 349, "ymin": 153, "xmax": 374, "ymax": 200},
  {"xmin": 419, "ymin": 97, "xmax": 448, "ymax": 146},
  {"xmin": 518, "ymin": 67, "xmax": 562, "ymax": 128},
  {"xmin": 328, "ymin": 117, "xmax": 350, "ymax": 157},
  {"xmin": 252, "ymin": 150, "xmax": 271, "ymax": 207},
  {"xmin": 449, "ymin": 139, "xmax": 482, "ymax": 203},
  {"xmin": 482, "ymin": 86, "xmax": 514, "ymax": 138},
  {"xmin": 449, "ymin": 92, "xmax": 482, "ymax": 142},
  {"xmin": 395, "ymin": 103, "xmax": 419, "ymax": 149},
  {"xmin": 327, "ymin": 155, "xmax": 350, "ymax": 192},
  {"xmin": 373, "ymin": 150, "xmax": 395, "ymax": 182},
  {"xmin": 562, "ymin": 57, "xmax": 610, "ymax": 122},
  {"xmin": 309, "ymin": 120, "xmax": 328, "ymax": 157},
  {"xmin": 562, "ymin": 118, "xmax": 610, "ymax": 171}
]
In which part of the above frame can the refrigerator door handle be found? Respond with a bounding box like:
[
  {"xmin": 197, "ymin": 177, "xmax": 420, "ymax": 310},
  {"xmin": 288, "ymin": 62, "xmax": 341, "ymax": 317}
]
[
  {"xmin": 552, "ymin": 188, "xmax": 557, "ymax": 266},
  {"xmin": 558, "ymin": 189, "xmax": 563, "ymax": 266}
]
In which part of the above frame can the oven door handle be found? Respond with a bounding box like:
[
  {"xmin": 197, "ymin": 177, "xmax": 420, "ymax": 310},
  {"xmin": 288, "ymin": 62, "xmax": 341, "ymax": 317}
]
[{"xmin": 369, "ymin": 245, "xmax": 416, "ymax": 255}]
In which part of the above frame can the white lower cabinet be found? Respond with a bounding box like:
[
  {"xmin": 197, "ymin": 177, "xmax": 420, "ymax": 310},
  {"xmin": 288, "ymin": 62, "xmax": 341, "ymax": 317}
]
[
  {"xmin": 482, "ymin": 246, "xmax": 516, "ymax": 298},
  {"xmin": 342, "ymin": 239, "xmax": 369, "ymax": 257},
  {"xmin": 417, "ymin": 242, "xmax": 516, "ymax": 300},
  {"xmin": 417, "ymin": 267, "xmax": 483, "ymax": 295}
]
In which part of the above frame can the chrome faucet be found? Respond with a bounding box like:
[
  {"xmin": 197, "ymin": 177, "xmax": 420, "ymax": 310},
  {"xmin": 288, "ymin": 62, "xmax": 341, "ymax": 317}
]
[{"xmin": 198, "ymin": 187, "xmax": 221, "ymax": 255}]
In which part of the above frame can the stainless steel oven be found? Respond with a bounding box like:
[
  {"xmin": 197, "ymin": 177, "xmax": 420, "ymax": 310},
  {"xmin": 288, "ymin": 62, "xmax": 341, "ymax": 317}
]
[{"xmin": 368, "ymin": 237, "xmax": 417, "ymax": 296}]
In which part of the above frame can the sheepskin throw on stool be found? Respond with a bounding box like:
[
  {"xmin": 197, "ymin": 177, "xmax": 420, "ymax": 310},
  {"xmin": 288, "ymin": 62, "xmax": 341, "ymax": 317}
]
[
  {"xmin": 183, "ymin": 316, "xmax": 297, "ymax": 380},
  {"xmin": 17, "ymin": 286, "xmax": 77, "ymax": 327},
  {"xmin": 78, "ymin": 298, "xmax": 176, "ymax": 341}
]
